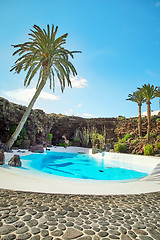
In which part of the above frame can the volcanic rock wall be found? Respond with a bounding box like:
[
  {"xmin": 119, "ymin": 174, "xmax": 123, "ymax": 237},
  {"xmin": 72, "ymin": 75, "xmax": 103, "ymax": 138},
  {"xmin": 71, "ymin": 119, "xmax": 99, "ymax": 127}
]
[
  {"xmin": 0, "ymin": 97, "xmax": 55, "ymax": 145},
  {"xmin": 0, "ymin": 97, "xmax": 159, "ymax": 148}
]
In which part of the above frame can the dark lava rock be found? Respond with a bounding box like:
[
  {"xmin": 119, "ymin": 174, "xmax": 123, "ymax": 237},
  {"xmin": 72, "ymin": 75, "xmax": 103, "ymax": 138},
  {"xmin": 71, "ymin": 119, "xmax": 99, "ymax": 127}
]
[
  {"xmin": 0, "ymin": 150, "xmax": 5, "ymax": 165},
  {"xmin": 8, "ymin": 155, "xmax": 22, "ymax": 167},
  {"xmin": 29, "ymin": 145, "xmax": 44, "ymax": 153},
  {"xmin": 0, "ymin": 143, "xmax": 12, "ymax": 153}
]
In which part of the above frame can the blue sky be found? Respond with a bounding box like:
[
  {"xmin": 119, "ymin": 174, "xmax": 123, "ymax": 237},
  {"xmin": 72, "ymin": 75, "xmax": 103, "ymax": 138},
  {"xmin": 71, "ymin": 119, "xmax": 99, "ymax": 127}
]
[{"xmin": 1, "ymin": 0, "xmax": 160, "ymax": 118}]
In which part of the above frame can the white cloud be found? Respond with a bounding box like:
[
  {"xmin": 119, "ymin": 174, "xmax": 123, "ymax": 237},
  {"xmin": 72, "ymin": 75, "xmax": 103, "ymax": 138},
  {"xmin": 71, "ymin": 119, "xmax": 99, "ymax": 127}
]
[
  {"xmin": 83, "ymin": 113, "xmax": 96, "ymax": 118},
  {"xmin": 155, "ymin": 2, "xmax": 160, "ymax": 7},
  {"xmin": 70, "ymin": 76, "xmax": 88, "ymax": 88},
  {"xmin": 75, "ymin": 112, "xmax": 80, "ymax": 116},
  {"xmin": 65, "ymin": 108, "xmax": 73, "ymax": 116},
  {"xmin": 77, "ymin": 103, "xmax": 82, "ymax": 108},
  {"xmin": 1, "ymin": 88, "xmax": 60, "ymax": 105}
]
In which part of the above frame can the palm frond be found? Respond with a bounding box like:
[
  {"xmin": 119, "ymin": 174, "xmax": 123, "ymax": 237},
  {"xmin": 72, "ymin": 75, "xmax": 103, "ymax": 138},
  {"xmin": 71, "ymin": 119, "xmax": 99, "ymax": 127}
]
[
  {"xmin": 138, "ymin": 84, "xmax": 157, "ymax": 101},
  {"xmin": 10, "ymin": 24, "xmax": 81, "ymax": 92}
]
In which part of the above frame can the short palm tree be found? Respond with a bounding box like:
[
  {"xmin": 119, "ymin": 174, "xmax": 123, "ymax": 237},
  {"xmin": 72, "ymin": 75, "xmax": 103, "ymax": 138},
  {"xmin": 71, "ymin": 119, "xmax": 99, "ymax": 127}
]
[
  {"xmin": 126, "ymin": 90, "xmax": 145, "ymax": 137},
  {"xmin": 138, "ymin": 84, "xmax": 157, "ymax": 141},
  {"xmin": 6, "ymin": 24, "xmax": 81, "ymax": 148}
]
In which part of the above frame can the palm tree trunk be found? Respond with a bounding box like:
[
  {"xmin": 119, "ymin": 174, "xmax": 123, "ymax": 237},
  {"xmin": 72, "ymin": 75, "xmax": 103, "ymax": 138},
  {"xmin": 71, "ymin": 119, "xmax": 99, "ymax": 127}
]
[
  {"xmin": 147, "ymin": 101, "xmax": 151, "ymax": 141},
  {"xmin": 6, "ymin": 68, "xmax": 48, "ymax": 148},
  {"xmin": 138, "ymin": 103, "xmax": 142, "ymax": 137}
]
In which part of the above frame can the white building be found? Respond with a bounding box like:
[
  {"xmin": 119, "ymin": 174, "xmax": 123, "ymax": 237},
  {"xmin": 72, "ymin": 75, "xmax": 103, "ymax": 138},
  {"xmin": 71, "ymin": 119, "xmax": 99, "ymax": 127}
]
[{"xmin": 142, "ymin": 110, "xmax": 160, "ymax": 117}]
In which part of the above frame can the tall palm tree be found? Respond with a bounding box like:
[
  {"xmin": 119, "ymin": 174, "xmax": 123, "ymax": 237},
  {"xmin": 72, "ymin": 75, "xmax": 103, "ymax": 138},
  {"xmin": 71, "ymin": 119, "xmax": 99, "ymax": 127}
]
[
  {"xmin": 126, "ymin": 90, "xmax": 145, "ymax": 137},
  {"xmin": 6, "ymin": 24, "xmax": 81, "ymax": 148},
  {"xmin": 138, "ymin": 84, "xmax": 157, "ymax": 141}
]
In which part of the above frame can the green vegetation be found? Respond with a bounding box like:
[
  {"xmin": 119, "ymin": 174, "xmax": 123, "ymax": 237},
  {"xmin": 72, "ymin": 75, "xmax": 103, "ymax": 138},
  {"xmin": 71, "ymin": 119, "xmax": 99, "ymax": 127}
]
[
  {"xmin": 131, "ymin": 139, "xmax": 139, "ymax": 144},
  {"xmin": 9, "ymin": 126, "xmax": 28, "ymax": 140},
  {"xmin": 59, "ymin": 141, "xmax": 72, "ymax": 147},
  {"xmin": 118, "ymin": 116, "xmax": 126, "ymax": 120},
  {"xmin": 9, "ymin": 126, "xmax": 28, "ymax": 147},
  {"xmin": 155, "ymin": 142, "xmax": 160, "ymax": 149},
  {"xmin": 81, "ymin": 127, "xmax": 90, "ymax": 146},
  {"xmin": 91, "ymin": 130, "xmax": 105, "ymax": 149},
  {"xmin": 74, "ymin": 126, "xmax": 106, "ymax": 148},
  {"xmin": 119, "ymin": 134, "xmax": 132, "ymax": 143},
  {"xmin": 138, "ymin": 84, "xmax": 157, "ymax": 141},
  {"xmin": 156, "ymin": 118, "xmax": 160, "ymax": 123},
  {"xmin": 151, "ymin": 116, "xmax": 157, "ymax": 120},
  {"xmin": 73, "ymin": 137, "xmax": 80, "ymax": 142},
  {"xmin": 16, "ymin": 140, "xmax": 22, "ymax": 146},
  {"xmin": 47, "ymin": 133, "xmax": 53, "ymax": 141},
  {"xmin": 144, "ymin": 132, "xmax": 156, "ymax": 139},
  {"xmin": 144, "ymin": 144, "xmax": 153, "ymax": 155},
  {"xmin": 126, "ymin": 90, "xmax": 145, "ymax": 137},
  {"xmin": 114, "ymin": 143, "xmax": 127, "ymax": 153},
  {"xmin": 58, "ymin": 142, "xmax": 67, "ymax": 147}
]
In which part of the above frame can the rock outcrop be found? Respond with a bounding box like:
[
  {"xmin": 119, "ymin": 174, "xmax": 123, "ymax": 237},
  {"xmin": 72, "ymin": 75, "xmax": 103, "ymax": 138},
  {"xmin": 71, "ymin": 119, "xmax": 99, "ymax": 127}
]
[
  {"xmin": 0, "ymin": 143, "xmax": 12, "ymax": 152},
  {"xmin": 29, "ymin": 145, "xmax": 44, "ymax": 153},
  {"xmin": 0, "ymin": 97, "xmax": 55, "ymax": 146},
  {"xmin": 0, "ymin": 151, "xmax": 5, "ymax": 165},
  {"xmin": 8, "ymin": 155, "xmax": 22, "ymax": 167}
]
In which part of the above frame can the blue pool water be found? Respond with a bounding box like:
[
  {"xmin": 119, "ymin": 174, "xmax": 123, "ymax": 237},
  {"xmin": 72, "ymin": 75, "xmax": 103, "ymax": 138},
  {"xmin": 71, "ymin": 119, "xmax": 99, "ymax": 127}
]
[{"xmin": 21, "ymin": 151, "xmax": 148, "ymax": 180}]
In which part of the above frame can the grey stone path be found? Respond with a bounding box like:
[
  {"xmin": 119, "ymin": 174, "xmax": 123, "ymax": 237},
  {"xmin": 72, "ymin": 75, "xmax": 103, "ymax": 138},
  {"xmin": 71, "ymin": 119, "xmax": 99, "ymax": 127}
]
[{"xmin": 0, "ymin": 189, "xmax": 160, "ymax": 240}]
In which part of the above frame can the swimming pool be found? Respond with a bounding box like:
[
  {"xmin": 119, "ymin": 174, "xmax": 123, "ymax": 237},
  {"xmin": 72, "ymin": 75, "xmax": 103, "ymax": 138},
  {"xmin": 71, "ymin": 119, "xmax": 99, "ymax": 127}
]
[{"xmin": 21, "ymin": 151, "xmax": 148, "ymax": 180}]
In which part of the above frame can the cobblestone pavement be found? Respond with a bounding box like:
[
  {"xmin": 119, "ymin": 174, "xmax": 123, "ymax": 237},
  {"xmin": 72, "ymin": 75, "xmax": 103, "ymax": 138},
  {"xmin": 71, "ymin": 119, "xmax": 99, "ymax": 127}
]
[{"xmin": 0, "ymin": 189, "xmax": 160, "ymax": 240}]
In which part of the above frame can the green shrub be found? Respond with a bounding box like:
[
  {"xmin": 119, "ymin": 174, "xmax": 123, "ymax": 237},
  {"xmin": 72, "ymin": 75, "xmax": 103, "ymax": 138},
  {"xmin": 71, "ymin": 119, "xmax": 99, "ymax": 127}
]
[
  {"xmin": 123, "ymin": 134, "xmax": 132, "ymax": 141},
  {"xmin": 58, "ymin": 142, "xmax": 67, "ymax": 147},
  {"xmin": 47, "ymin": 133, "xmax": 53, "ymax": 141},
  {"xmin": 16, "ymin": 139, "xmax": 22, "ymax": 146},
  {"xmin": 118, "ymin": 139, "xmax": 124, "ymax": 143},
  {"xmin": 118, "ymin": 116, "xmax": 126, "ymax": 120},
  {"xmin": 156, "ymin": 118, "xmax": 160, "ymax": 123},
  {"xmin": 118, "ymin": 134, "xmax": 132, "ymax": 143},
  {"xmin": 145, "ymin": 132, "xmax": 156, "ymax": 138},
  {"xmin": 69, "ymin": 141, "xmax": 72, "ymax": 146},
  {"xmin": 144, "ymin": 144, "xmax": 153, "ymax": 155},
  {"xmin": 74, "ymin": 137, "xmax": 80, "ymax": 142},
  {"xmin": 9, "ymin": 126, "xmax": 28, "ymax": 140},
  {"xmin": 151, "ymin": 116, "xmax": 156, "ymax": 120},
  {"xmin": 131, "ymin": 139, "xmax": 139, "ymax": 144},
  {"xmin": 114, "ymin": 143, "xmax": 127, "ymax": 153},
  {"xmin": 155, "ymin": 142, "xmax": 160, "ymax": 150}
]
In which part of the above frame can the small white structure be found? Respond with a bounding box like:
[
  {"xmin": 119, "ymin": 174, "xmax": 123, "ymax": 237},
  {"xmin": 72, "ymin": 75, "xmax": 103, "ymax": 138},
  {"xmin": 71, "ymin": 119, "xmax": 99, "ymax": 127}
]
[{"xmin": 142, "ymin": 110, "xmax": 160, "ymax": 117}]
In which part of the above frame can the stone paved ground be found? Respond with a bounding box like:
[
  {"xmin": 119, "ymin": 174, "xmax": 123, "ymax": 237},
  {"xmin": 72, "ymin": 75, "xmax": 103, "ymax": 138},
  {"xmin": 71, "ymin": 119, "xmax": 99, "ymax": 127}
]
[{"xmin": 0, "ymin": 189, "xmax": 160, "ymax": 240}]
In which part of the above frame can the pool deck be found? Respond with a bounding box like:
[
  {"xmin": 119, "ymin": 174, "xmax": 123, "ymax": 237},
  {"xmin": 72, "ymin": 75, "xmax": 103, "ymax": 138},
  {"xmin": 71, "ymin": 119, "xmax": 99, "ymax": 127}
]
[
  {"xmin": 0, "ymin": 147, "xmax": 160, "ymax": 239},
  {"xmin": 0, "ymin": 146, "xmax": 160, "ymax": 195},
  {"xmin": 0, "ymin": 189, "xmax": 160, "ymax": 239}
]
